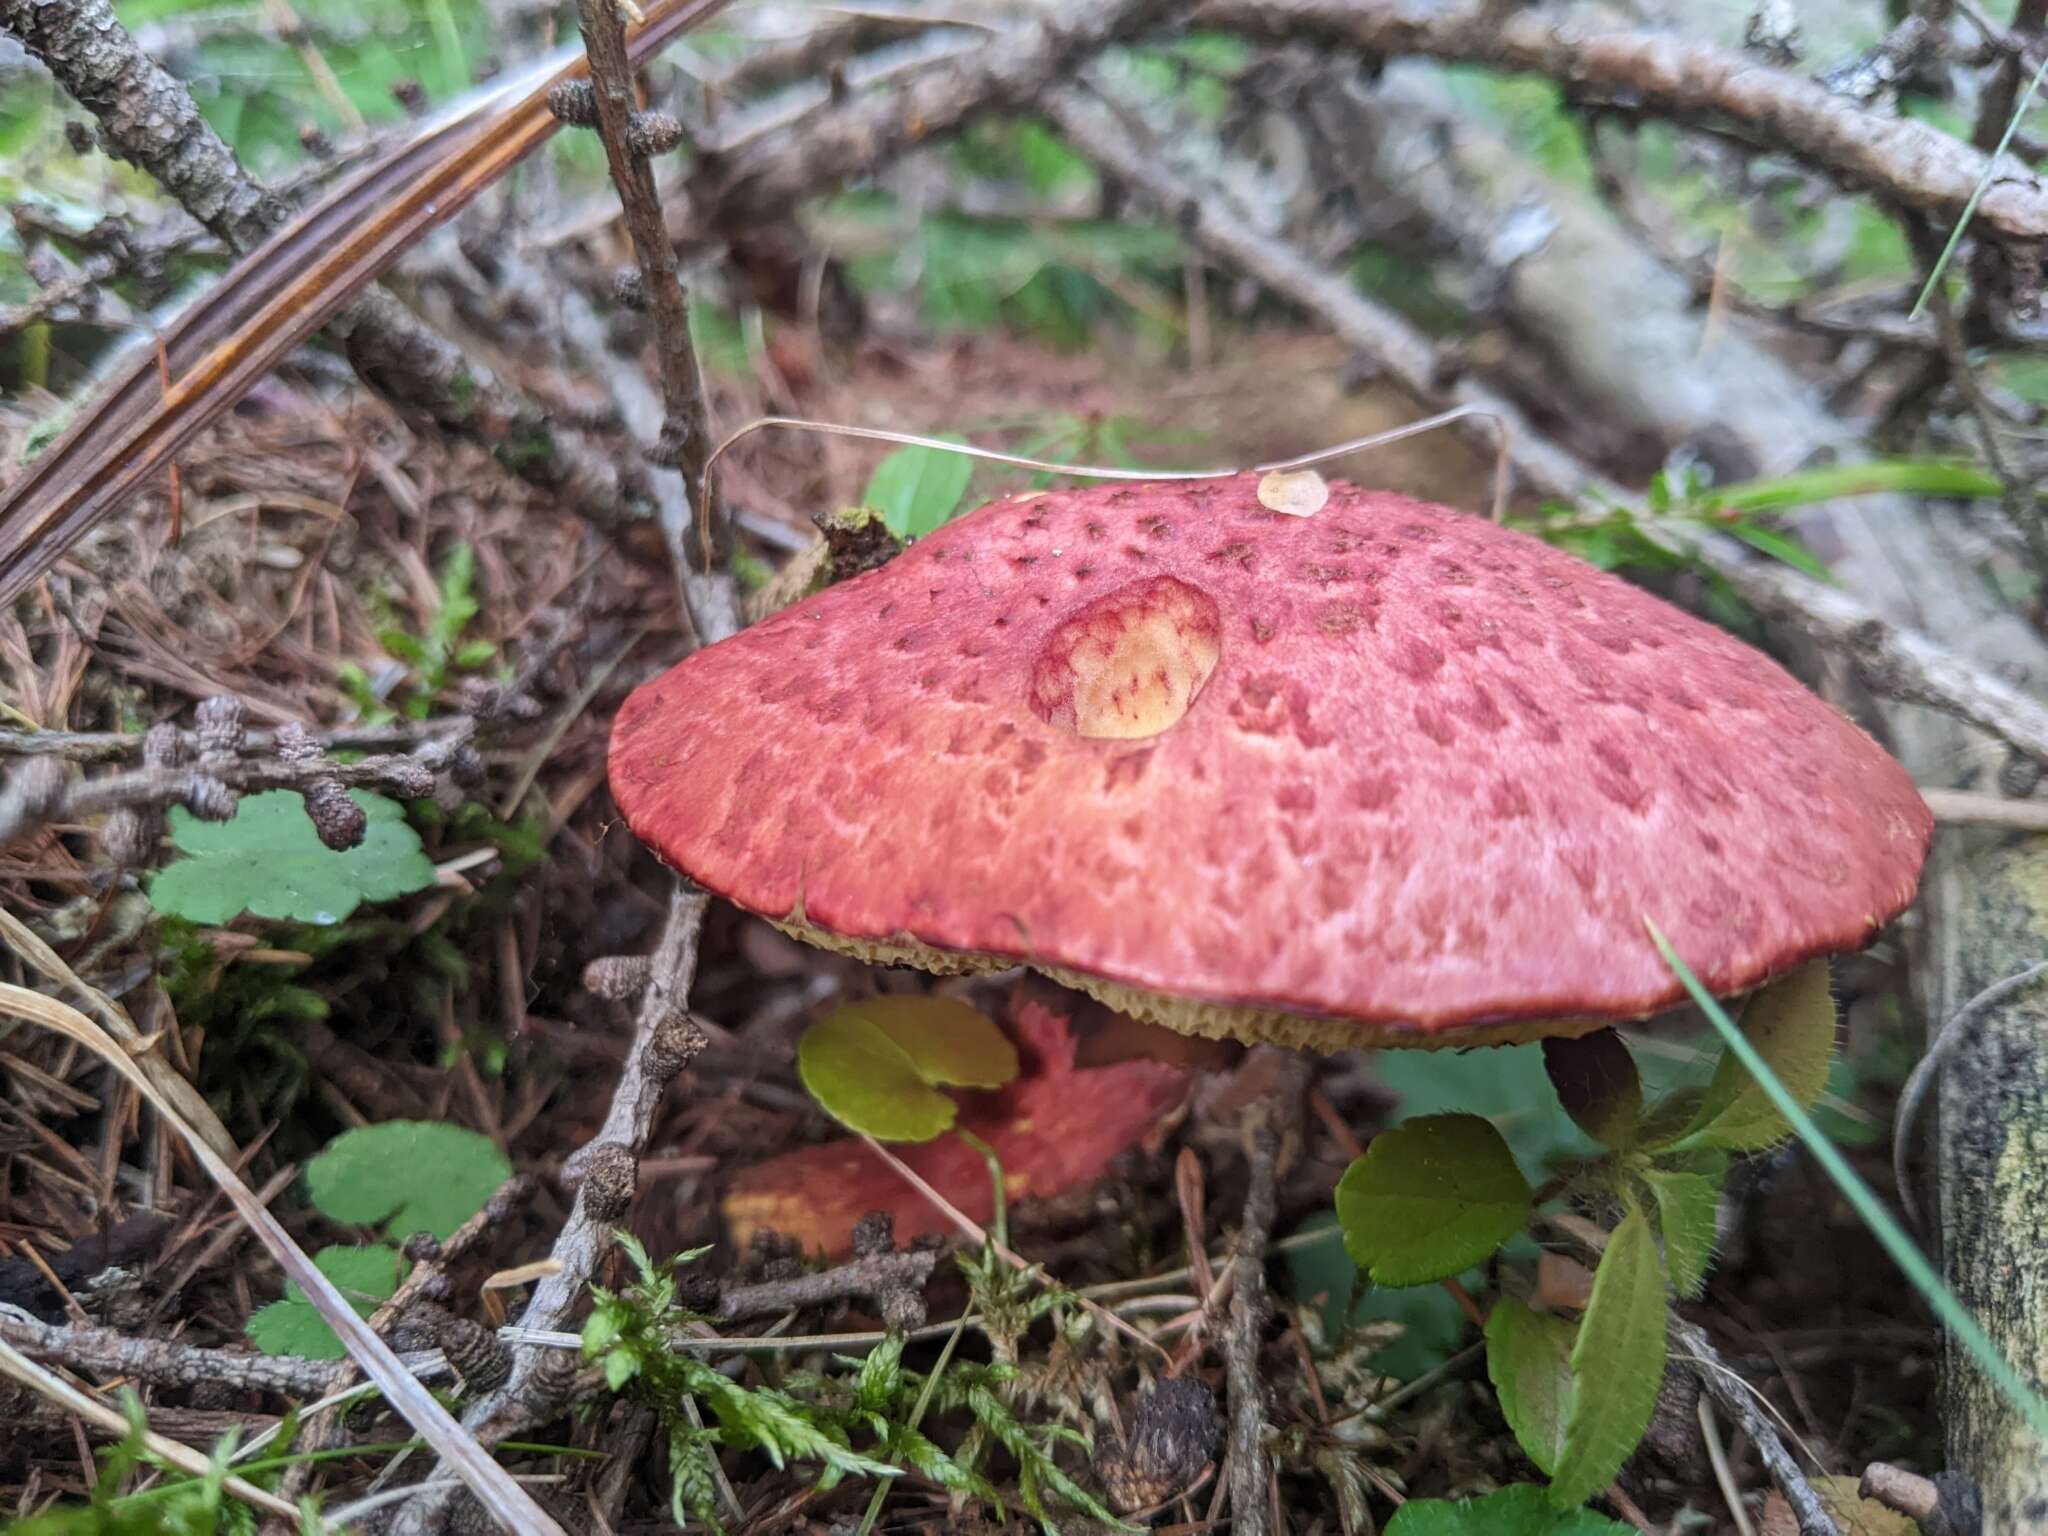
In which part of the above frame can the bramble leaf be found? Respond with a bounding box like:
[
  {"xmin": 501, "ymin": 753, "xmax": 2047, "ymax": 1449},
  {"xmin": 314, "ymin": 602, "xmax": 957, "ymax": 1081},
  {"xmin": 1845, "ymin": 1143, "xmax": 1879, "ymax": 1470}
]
[
  {"xmin": 246, "ymin": 1243, "xmax": 404, "ymax": 1359},
  {"xmin": 1549, "ymin": 1210, "xmax": 1668, "ymax": 1507},
  {"xmin": 148, "ymin": 789, "xmax": 437, "ymax": 925},
  {"xmin": 305, "ymin": 1120, "xmax": 512, "ymax": 1241},
  {"xmin": 798, "ymin": 996, "xmax": 1020, "ymax": 1142},
  {"xmin": 1542, "ymin": 1030, "xmax": 1643, "ymax": 1148},
  {"xmin": 1674, "ymin": 961, "xmax": 1836, "ymax": 1151},
  {"xmin": 1485, "ymin": 1298, "xmax": 1576, "ymax": 1476},
  {"xmin": 1334, "ymin": 1113, "xmax": 1533, "ymax": 1286}
]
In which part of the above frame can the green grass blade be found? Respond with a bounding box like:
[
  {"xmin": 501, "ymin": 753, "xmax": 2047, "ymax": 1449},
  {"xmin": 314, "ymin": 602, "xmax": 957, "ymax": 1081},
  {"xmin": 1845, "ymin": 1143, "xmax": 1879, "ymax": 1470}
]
[
  {"xmin": 1645, "ymin": 920, "xmax": 2048, "ymax": 1438},
  {"xmin": 1910, "ymin": 50, "xmax": 2048, "ymax": 321}
]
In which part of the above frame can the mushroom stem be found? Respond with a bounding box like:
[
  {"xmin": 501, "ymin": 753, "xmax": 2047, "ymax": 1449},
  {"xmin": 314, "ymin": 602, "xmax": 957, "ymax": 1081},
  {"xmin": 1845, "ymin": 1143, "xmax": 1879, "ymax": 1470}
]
[{"xmin": 1222, "ymin": 1049, "xmax": 1313, "ymax": 1536}]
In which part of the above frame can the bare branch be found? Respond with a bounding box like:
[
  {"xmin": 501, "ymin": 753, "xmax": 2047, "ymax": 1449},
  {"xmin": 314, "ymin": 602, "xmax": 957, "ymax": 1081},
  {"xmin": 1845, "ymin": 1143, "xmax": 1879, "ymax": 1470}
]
[
  {"xmin": 1199, "ymin": 0, "xmax": 2048, "ymax": 247},
  {"xmin": 690, "ymin": 0, "xmax": 1177, "ymax": 231},
  {"xmin": 569, "ymin": 0, "xmax": 724, "ymax": 578},
  {"xmin": 1042, "ymin": 80, "xmax": 1596, "ymax": 501}
]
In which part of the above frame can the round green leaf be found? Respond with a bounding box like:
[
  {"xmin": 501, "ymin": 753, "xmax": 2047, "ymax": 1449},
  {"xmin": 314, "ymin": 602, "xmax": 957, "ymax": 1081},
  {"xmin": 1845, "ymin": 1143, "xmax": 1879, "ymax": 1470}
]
[
  {"xmin": 1486, "ymin": 1298, "xmax": 1577, "ymax": 1477},
  {"xmin": 1334, "ymin": 1113, "xmax": 1534, "ymax": 1286},
  {"xmin": 797, "ymin": 996, "xmax": 1021, "ymax": 1142},
  {"xmin": 148, "ymin": 789, "xmax": 438, "ymax": 925},
  {"xmin": 305, "ymin": 1120, "xmax": 512, "ymax": 1241},
  {"xmin": 246, "ymin": 1243, "xmax": 405, "ymax": 1359}
]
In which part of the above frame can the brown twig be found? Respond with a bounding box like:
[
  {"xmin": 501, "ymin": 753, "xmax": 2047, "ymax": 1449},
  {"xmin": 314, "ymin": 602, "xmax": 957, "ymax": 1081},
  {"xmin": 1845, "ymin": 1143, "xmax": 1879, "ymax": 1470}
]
[
  {"xmin": 389, "ymin": 882, "xmax": 716, "ymax": 1535},
  {"xmin": 714, "ymin": 1248, "xmax": 936, "ymax": 1326},
  {"xmin": 1041, "ymin": 79, "xmax": 1593, "ymax": 503},
  {"xmin": 1671, "ymin": 1317, "xmax": 1840, "ymax": 1536},
  {"xmin": 0, "ymin": 1306, "xmax": 341, "ymax": 1397},
  {"xmin": 687, "ymin": 0, "xmax": 1176, "ymax": 233},
  {"xmin": 565, "ymin": 0, "xmax": 724, "ymax": 581}
]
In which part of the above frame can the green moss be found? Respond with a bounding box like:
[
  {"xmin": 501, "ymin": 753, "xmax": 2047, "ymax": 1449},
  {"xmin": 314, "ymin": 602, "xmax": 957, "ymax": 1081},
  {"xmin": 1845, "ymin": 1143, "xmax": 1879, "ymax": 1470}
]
[{"xmin": 494, "ymin": 429, "xmax": 558, "ymax": 473}]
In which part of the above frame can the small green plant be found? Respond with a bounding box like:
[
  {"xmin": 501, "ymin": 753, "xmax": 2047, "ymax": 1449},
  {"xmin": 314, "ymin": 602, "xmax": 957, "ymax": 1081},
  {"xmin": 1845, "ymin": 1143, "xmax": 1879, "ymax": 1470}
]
[
  {"xmin": 1519, "ymin": 454, "xmax": 2037, "ymax": 619},
  {"xmin": 797, "ymin": 995, "xmax": 1020, "ymax": 1140},
  {"xmin": 304, "ymin": 1119, "xmax": 512, "ymax": 1240},
  {"xmin": 1333, "ymin": 961, "xmax": 1838, "ymax": 1508},
  {"xmin": 1383, "ymin": 1484, "xmax": 1632, "ymax": 1536},
  {"xmin": 148, "ymin": 790, "xmax": 438, "ymax": 926},
  {"xmin": 338, "ymin": 541, "xmax": 498, "ymax": 724},
  {"xmin": 246, "ymin": 1121, "xmax": 508, "ymax": 1357},
  {"xmin": 1, "ymin": 1393, "xmax": 325, "ymax": 1535},
  {"xmin": 582, "ymin": 1232, "xmax": 1128, "ymax": 1535},
  {"xmin": 582, "ymin": 1237, "xmax": 900, "ymax": 1532},
  {"xmin": 862, "ymin": 443, "xmax": 976, "ymax": 540}
]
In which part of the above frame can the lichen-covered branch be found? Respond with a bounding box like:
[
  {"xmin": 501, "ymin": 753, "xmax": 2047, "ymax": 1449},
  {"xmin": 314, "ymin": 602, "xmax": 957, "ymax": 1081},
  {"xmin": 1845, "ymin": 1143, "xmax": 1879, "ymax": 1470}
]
[{"xmin": 1199, "ymin": 0, "xmax": 2048, "ymax": 248}]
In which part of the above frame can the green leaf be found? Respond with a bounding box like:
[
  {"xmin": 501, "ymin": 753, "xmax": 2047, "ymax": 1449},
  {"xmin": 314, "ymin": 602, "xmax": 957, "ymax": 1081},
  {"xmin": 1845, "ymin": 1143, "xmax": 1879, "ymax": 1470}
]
[
  {"xmin": 1334, "ymin": 1114, "xmax": 1534, "ymax": 1286},
  {"xmin": 1549, "ymin": 1210, "xmax": 1668, "ymax": 1508},
  {"xmin": 1541, "ymin": 1031, "xmax": 1643, "ymax": 1148},
  {"xmin": 864, "ymin": 442, "xmax": 975, "ymax": 538},
  {"xmin": 1644, "ymin": 1158, "xmax": 1725, "ymax": 1298},
  {"xmin": 1384, "ymin": 1484, "xmax": 1632, "ymax": 1535},
  {"xmin": 1651, "ymin": 919, "xmax": 2048, "ymax": 1445},
  {"xmin": 1374, "ymin": 1042, "xmax": 1599, "ymax": 1174},
  {"xmin": 305, "ymin": 1120, "xmax": 512, "ymax": 1240},
  {"xmin": 1485, "ymin": 1299, "xmax": 1576, "ymax": 1476},
  {"xmin": 1675, "ymin": 960, "xmax": 1836, "ymax": 1151},
  {"xmin": 1723, "ymin": 521, "xmax": 1834, "ymax": 582},
  {"xmin": 246, "ymin": 1244, "xmax": 404, "ymax": 1359},
  {"xmin": 797, "ymin": 996, "xmax": 1020, "ymax": 1142},
  {"xmin": 148, "ymin": 790, "xmax": 438, "ymax": 925}
]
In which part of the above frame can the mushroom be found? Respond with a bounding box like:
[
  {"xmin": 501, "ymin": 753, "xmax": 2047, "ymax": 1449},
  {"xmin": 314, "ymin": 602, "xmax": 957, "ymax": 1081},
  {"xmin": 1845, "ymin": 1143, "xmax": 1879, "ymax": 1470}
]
[{"xmin": 609, "ymin": 474, "xmax": 1928, "ymax": 1241}]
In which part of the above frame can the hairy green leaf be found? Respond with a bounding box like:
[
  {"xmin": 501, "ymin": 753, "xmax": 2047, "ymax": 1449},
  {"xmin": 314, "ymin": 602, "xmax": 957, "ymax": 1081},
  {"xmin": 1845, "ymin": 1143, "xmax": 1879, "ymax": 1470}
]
[
  {"xmin": 1675, "ymin": 961, "xmax": 1836, "ymax": 1151},
  {"xmin": 1335, "ymin": 1114, "xmax": 1533, "ymax": 1286},
  {"xmin": 1385, "ymin": 1484, "xmax": 1632, "ymax": 1535},
  {"xmin": 798, "ymin": 996, "xmax": 1020, "ymax": 1142},
  {"xmin": 1374, "ymin": 1042, "xmax": 1598, "ymax": 1173},
  {"xmin": 1485, "ymin": 1299, "xmax": 1576, "ymax": 1475},
  {"xmin": 864, "ymin": 442, "xmax": 974, "ymax": 538},
  {"xmin": 1644, "ymin": 1160, "xmax": 1725, "ymax": 1298},
  {"xmin": 246, "ymin": 1243, "xmax": 404, "ymax": 1359},
  {"xmin": 1541, "ymin": 1030, "xmax": 1643, "ymax": 1148},
  {"xmin": 305, "ymin": 1120, "xmax": 512, "ymax": 1240},
  {"xmin": 1550, "ymin": 1211, "xmax": 1668, "ymax": 1507},
  {"xmin": 149, "ymin": 790, "xmax": 437, "ymax": 925}
]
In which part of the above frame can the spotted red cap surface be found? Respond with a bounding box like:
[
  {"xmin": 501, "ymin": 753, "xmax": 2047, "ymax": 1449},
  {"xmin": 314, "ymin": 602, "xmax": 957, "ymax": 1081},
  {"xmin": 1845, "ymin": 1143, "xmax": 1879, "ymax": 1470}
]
[{"xmin": 610, "ymin": 475, "xmax": 1930, "ymax": 1044}]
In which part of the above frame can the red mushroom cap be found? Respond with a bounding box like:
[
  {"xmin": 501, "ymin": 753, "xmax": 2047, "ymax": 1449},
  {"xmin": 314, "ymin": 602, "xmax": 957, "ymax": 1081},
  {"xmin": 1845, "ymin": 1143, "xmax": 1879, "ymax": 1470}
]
[{"xmin": 611, "ymin": 475, "xmax": 1930, "ymax": 1047}]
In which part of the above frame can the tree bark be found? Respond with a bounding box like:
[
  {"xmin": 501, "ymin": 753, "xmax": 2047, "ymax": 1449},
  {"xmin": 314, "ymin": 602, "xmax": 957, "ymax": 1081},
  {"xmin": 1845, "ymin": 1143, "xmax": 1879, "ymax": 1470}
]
[{"xmin": 1935, "ymin": 843, "xmax": 2048, "ymax": 1529}]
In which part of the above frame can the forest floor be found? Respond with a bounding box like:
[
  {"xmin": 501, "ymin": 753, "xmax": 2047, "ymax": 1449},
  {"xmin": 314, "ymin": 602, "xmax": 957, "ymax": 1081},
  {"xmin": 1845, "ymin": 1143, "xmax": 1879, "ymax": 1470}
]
[{"xmin": 0, "ymin": 306, "xmax": 1942, "ymax": 1532}]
